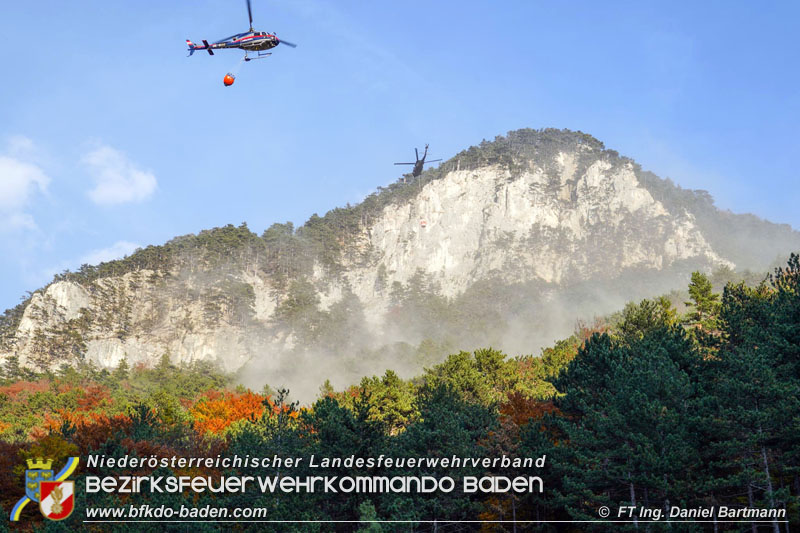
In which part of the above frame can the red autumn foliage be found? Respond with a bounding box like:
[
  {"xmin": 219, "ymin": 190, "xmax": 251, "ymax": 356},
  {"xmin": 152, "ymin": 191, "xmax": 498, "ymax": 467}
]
[
  {"xmin": 484, "ymin": 394, "xmax": 561, "ymax": 456},
  {"xmin": 576, "ymin": 317, "xmax": 610, "ymax": 343},
  {"xmin": 73, "ymin": 414, "xmax": 132, "ymax": 453},
  {"xmin": 0, "ymin": 440, "xmax": 25, "ymax": 514},
  {"xmin": 0, "ymin": 379, "xmax": 50, "ymax": 399},
  {"xmin": 76, "ymin": 383, "xmax": 111, "ymax": 410}
]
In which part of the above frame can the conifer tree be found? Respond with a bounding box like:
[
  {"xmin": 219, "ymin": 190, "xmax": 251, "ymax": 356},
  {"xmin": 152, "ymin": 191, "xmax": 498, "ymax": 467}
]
[
  {"xmin": 685, "ymin": 271, "xmax": 722, "ymax": 344},
  {"xmin": 551, "ymin": 327, "xmax": 706, "ymax": 526}
]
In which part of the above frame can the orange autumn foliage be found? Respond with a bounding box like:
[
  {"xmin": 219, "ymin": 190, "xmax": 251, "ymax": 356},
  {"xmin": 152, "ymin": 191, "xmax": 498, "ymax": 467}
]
[
  {"xmin": 41, "ymin": 409, "xmax": 131, "ymax": 439},
  {"xmin": 499, "ymin": 393, "xmax": 559, "ymax": 427},
  {"xmin": 76, "ymin": 384, "xmax": 111, "ymax": 410},
  {"xmin": 484, "ymin": 394, "xmax": 561, "ymax": 456},
  {"xmin": 190, "ymin": 390, "xmax": 267, "ymax": 434}
]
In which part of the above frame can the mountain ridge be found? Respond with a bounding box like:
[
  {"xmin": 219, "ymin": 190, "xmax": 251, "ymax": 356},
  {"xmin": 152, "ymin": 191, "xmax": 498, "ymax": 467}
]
[{"xmin": 2, "ymin": 128, "xmax": 798, "ymax": 397}]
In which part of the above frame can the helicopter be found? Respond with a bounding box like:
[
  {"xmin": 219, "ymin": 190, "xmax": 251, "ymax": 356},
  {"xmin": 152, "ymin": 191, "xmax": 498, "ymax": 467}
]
[
  {"xmin": 186, "ymin": 0, "xmax": 296, "ymax": 62},
  {"xmin": 394, "ymin": 145, "xmax": 442, "ymax": 178}
]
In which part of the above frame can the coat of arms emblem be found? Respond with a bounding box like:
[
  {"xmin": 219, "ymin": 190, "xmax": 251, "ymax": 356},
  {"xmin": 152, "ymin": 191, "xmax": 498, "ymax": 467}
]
[
  {"xmin": 24, "ymin": 458, "xmax": 54, "ymax": 503},
  {"xmin": 10, "ymin": 456, "xmax": 80, "ymax": 522},
  {"xmin": 39, "ymin": 480, "xmax": 75, "ymax": 520}
]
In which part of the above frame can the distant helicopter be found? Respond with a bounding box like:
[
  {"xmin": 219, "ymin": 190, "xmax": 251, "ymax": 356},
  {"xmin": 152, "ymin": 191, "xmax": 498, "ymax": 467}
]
[
  {"xmin": 186, "ymin": 0, "xmax": 297, "ymax": 62},
  {"xmin": 394, "ymin": 145, "xmax": 442, "ymax": 178}
]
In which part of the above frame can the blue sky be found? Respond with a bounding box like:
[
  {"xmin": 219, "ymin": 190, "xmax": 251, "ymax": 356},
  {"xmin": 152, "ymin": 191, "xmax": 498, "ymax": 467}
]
[{"xmin": 1, "ymin": 0, "xmax": 798, "ymax": 310}]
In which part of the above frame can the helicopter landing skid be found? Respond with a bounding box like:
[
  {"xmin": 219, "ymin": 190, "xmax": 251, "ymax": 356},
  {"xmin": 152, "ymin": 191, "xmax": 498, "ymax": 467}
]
[{"xmin": 244, "ymin": 52, "xmax": 272, "ymax": 62}]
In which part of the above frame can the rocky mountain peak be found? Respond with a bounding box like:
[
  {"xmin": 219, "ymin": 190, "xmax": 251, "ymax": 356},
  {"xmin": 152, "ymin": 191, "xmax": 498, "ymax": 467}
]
[{"xmin": 2, "ymin": 128, "xmax": 798, "ymax": 397}]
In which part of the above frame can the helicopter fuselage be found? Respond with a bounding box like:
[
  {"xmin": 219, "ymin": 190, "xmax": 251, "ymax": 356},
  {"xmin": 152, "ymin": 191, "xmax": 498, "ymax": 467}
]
[
  {"xmin": 395, "ymin": 145, "xmax": 441, "ymax": 178},
  {"xmin": 211, "ymin": 31, "xmax": 280, "ymax": 52},
  {"xmin": 186, "ymin": 30, "xmax": 286, "ymax": 59}
]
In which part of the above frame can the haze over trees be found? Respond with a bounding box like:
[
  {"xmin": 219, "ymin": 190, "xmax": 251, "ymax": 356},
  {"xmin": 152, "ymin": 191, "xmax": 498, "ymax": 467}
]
[{"xmin": 0, "ymin": 256, "xmax": 798, "ymax": 529}]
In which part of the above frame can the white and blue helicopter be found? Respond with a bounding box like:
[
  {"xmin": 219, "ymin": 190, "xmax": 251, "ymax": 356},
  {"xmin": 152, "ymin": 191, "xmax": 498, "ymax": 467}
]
[{"xmin": 187, "ymin": 0, "xmax": 297, "ymax": 62}]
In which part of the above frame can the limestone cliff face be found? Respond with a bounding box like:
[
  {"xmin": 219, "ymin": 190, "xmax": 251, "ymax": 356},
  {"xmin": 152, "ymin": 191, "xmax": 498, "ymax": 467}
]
[
  {"xmin": 0, "ymin": 129, "xmax": 795, "ymax": 377},
  {"xmin": 8, "ymin": 271, "xmax": 259, "ymax": 371},
  {"xmin": 340, "ymin": 155, "xmax": 728, "ymax": 316}
]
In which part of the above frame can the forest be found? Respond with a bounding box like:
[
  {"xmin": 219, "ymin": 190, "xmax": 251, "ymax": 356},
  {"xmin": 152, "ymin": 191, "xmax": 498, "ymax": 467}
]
[{"xmin": 0, "ymin": 253, "xmax": 797, "ymax": 531}]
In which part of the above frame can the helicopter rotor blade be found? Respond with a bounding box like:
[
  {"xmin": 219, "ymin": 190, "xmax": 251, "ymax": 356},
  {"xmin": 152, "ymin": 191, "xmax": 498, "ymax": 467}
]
[
  {"xmin": 278, "ymin": 39, "xmax": 298, "ymax": 48},
  {"xmin": 246, "ymin": 0, "xmax": 253, "ymax": 30},
  {"xmin": 394, "ymin": 163, "xmax": 415, "ymax": 165},
  {"xmin": 214, "ymin": 33, "xmax": 245, "ymax": 44},
  {"xmin": 424, "ymin": 159, "xmax": 443, "ymax": 163}
]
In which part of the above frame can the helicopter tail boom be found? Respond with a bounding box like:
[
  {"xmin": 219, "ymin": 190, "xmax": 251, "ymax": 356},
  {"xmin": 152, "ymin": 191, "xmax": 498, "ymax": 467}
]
[{"xmin": 186, "ymin": 39, "xmax": 215, "ymax": 56}]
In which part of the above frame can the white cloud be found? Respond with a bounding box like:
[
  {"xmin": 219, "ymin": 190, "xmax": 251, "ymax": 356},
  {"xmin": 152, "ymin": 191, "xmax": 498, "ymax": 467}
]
[
  {"xmin": 79, "ymin": 240, "xmax": 140, "ymax": 266},
  {"xmin": 3, "ymin": 213, "xmax": 37, "ymax": 232},
  {"xmin": 0, "ymin": 155, "xmax": 49, "ymax": 212},
  {"xmin": 84, "ymin": 145, "xmax": 157, "ymax": 205},
  {"xmin": 6, "ymin": 135, "xmax": 35, "ymax": 157},
  {"xmin": 0, "ymin": 137, "xmax": 50, "ymax": 232}
]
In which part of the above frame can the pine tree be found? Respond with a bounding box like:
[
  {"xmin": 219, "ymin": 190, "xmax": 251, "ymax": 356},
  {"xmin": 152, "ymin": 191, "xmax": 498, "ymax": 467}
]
[
  {"xmin": 1, "ymin": 355, "xmax": 21, "ymax": 381},
  {"xmin": 707, "ymin": 257, "xmax": 800, "ymax": 529},
  {"xmin": 112, "ymin": 357, "xmax": 129, "ymax": 381},
  {"xmin": 357, "ymin": 501, "xmax": 384, "ymax": 532},
  {"xmin": 551, "ymin": 328, "xmax": 706, "ymax": 526},
  {"xmin": 685, "ymin": 271, "xmax": 721, "ymax": 336}
]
